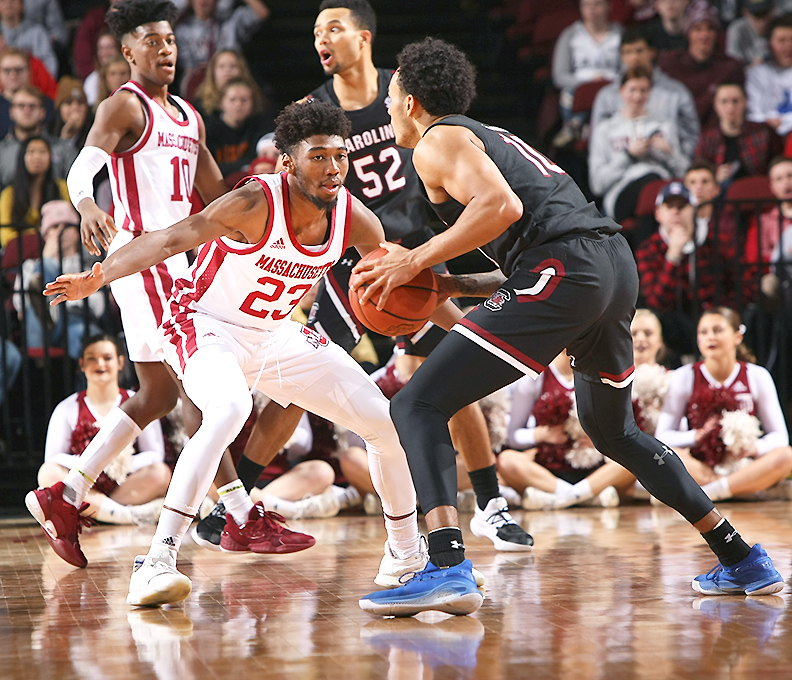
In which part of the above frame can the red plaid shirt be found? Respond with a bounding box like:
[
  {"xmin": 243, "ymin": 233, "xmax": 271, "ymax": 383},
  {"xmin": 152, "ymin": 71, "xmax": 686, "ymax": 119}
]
[
  {"xmin": 694, "ymin": 122, "xmax": 781, "ymax": 177},
  {"xmin": 636, "ymin": 221, "xmax": 757, "ymax": 313}
]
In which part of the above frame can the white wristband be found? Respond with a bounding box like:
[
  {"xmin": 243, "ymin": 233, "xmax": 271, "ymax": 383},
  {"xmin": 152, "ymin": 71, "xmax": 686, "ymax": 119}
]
[{"xmin": 66, "ymin": 145, "xmax": 111, "ymax": 210}]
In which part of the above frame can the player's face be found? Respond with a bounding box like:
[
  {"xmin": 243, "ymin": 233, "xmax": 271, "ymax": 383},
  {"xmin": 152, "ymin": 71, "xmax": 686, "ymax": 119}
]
[
  {"xmin": 313, "ymin": 8, "xmax": 368, "ymax": 76},
  {"xmin": 697, "ymin": 313, "xmax": 740, "ymax": 361},
  {"xmin": 684, "ymin": 169, "xmax": 719, "ymax": 205},
  {"xmin": 287, "ymin": 134, "xmax": 349, "ymax": 209},
  {"xmin": 80, "ymin": 340, "xmax": 122, "ymax": 385},
  {"xmin": 631, "ymin": 313, "xmax": 663, "ymax": 366},
  {"xmin": 387, "ymin": 72, "xmax": 421, "ymax": 148},
  {"xmin": 123, "ymin": 21, "xmax": 177, "ymax": 86}
]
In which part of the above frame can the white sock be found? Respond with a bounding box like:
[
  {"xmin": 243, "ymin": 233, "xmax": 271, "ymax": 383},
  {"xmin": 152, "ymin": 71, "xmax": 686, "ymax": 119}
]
[
  {"xmin": 261, "ymin": 493, "xmax": 301, "ymax": 518},
  {"xmin": 554, "ymin": 478, "xmax": 574, "ymax": 496},
  {"xmin": 702, "ymin": 477, "xmax": 732, "ymax": 502},
  {"xmin": 63, "ymin": 408, "xmax": 141, "ymax": 507},
  {"xmin": 95, "ymin": 496, "xmax": 135, "ymax": 524},
  {"xmin": 556, "ymin": 479, "xmax": 594, "ymax": 508},
  {"xmin": 217, "ymin": 480, "xmax": 254, "ymax": 525},
  {"xmin": 332, "ymin": 484, "xmax": 361, "ymax": 509},
  {"xmin": 151, "ymin": 506, "xmax": 193, "ymax": 553},
  {"xmin": 384, "ymin": 509, "xmax": 420, "ymax": 559}
]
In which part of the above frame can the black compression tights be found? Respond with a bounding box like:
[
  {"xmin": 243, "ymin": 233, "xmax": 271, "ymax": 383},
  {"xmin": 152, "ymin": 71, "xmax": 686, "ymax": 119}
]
[{"xmin": 391, "ymin": 332, "xmax": 714, "ymax": 525}]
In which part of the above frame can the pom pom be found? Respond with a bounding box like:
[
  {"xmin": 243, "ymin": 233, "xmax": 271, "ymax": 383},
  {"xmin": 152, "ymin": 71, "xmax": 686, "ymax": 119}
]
[
  {"xmin": 720, "ymin": 410, "xmax": 762, "ymax": 456},
  {"xmin": 564, "ymin": 392, "xmax": 604, "ymax": 470},
  {"xmin": 103, "ymin": 443, "xmax": 134, "ymax": 484},
  {"xmin": 631, "ymin": 363, "xmax": 671, "ymax": 434}
]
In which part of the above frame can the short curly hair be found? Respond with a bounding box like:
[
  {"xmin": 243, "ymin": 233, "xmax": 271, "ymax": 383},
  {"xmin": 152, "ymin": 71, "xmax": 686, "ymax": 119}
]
[
  {"xmin": 318, "ymin": 0, "xmax": 377, "ymax": 40},
  {"xmin": 274, "ymin": 99, "xmax": 352, "ymax": 156},
  {"xmin": 396, "ymin": 37, "xmax": 476, "ymax": 117},
  {"xmin": 106, "ymin": 0, "xmax": 178, "ymax": 41}
]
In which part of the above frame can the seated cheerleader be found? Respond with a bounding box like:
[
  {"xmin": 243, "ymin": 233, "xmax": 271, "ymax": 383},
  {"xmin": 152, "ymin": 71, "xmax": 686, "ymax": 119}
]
[
  {"xmin": 37, "ymin": 334, "xmax": 170, "ymax": 524},
  {"xmin": 498, "ymin": 351, "xmax": 636, "ymax": 510},
  {"xmin": 655, "ymin": 307, "xmax": 792, "ymax": 501}
]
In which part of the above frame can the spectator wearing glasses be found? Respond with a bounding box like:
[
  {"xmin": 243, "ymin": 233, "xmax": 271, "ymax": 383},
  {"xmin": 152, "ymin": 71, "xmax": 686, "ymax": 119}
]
[
  {"xmin": 0, "ymin": 47, "xmax": 54, "ymax": 138},
  {"xmin": 0, "ymin": 85, "xmax": 75, "ymax": 190}
]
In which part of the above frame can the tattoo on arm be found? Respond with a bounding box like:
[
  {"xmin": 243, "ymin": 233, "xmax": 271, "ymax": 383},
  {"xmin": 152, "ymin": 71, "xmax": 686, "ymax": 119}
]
[{"xmin": 449, "ymin": 271, "xmax": 507, "ymax": 298}]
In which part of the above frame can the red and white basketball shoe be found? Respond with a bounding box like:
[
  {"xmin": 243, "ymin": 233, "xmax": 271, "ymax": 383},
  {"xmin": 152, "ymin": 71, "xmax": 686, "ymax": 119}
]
[
  {"xmin": 25, "ymin": 482, "xmax": 92, "ymax": 568},
  {"xmin": 219, "ymin": 502, "xmax": 316, "ymax": 554}
]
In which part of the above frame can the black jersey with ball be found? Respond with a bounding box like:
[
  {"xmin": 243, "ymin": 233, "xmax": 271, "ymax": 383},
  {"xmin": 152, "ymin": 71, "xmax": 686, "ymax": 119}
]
[
  {"xmin": 308, "ymin": 68, "xmax": 428, "ymax": 243},
  {"xmin": 425, "ymin": 115, "xmax": 620, "ymax": 277}
]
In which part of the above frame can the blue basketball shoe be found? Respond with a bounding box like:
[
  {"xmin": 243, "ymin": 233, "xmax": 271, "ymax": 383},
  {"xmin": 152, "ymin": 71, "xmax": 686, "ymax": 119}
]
[
  {"xmin": 693, "ymin": 544, "xmax": 785, "ymax": 596},
  {"xmin": 359, "ymin": 559, "xmax": 483, "ymax": 617}
]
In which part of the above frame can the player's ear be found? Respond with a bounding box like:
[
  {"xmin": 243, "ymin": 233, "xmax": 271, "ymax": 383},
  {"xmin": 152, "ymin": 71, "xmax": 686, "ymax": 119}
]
[
  {"xmin": 281, "ymin": 154, "xmax": 294, "ymax": 173},
  {"xmin": 360, "ymin": 29, "xmax": 372, "ymax": 46}
]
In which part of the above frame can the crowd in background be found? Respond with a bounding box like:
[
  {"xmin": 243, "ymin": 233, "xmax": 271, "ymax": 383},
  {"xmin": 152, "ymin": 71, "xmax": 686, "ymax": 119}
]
[{"xmin": 1, "ymin": 0, "xmax": 791, "ymax": 516}]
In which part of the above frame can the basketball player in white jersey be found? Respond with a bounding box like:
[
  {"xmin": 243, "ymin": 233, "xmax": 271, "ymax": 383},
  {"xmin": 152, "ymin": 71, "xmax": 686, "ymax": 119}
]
[
  {"xmin": 22, "ymin": 0, "xmax": 236, "ymax": 569},
  {"xmin": 41, "ymin": 99, "xmax": 431, "ymax": 607},
  {"xmin": 195, "ymin": 0, "xmax": 532, "ymax": 558}
]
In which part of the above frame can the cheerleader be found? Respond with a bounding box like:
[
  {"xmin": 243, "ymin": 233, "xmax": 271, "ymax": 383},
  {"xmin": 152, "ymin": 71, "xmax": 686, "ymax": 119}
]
[
  {"xmin": 655, "ymin": 307, "xmax": 792, "ymax": 501},
  {"xmin": 498, "ymin": 352, "xmax": 635, "ymax": 510}
]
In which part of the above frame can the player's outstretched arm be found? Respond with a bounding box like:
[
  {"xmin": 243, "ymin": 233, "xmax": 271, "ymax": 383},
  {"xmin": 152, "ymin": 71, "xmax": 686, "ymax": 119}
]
[
  {"xmin": 45, "ymin": 182, "xmax": 269, "ymax": 304},
  {"xmin": 347, "ymin": 195, "xmax": 386, "ymax": 258},
  {"xmin": 44, "ymin": 262, "xmax": 106, "ymax": 306}
]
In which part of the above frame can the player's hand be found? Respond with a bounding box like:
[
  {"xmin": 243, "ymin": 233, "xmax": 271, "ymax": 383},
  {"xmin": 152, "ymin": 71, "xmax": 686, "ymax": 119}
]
[
  {"xmin": 351, "ymin": 242, "xmax": 419, "ymax": 310},
  {"xmin": 43, "ymin": 262, "xmax": 106, "ymax": 306},
  {"xmin": 80, "ymin": 203, "xmax": 117, "ymax": 256}
]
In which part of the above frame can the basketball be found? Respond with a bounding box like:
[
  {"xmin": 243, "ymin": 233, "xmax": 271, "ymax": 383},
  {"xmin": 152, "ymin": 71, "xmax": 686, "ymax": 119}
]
[{"xmin": 349, "ymin": 248, "xmax": 440, "ymax": 336}]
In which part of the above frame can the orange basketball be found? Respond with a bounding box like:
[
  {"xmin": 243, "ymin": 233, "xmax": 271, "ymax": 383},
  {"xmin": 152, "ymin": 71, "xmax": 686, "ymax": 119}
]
[{"xmin": 350, "ymin": 248, "xmax": 440, "ymax": 336}]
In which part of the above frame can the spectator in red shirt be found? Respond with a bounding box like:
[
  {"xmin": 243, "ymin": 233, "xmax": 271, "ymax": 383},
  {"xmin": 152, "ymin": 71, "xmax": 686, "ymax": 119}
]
[
  {"xmin": 636, "ymin": 181, "xmax": 752, "ymax": 354},
  {"xmin": 695, "ymin": 82, "xmax": 781, "ymax": 185},
  {"xmin": 656, "ymin": 1, "xmax": 745, "ymax": 130}
]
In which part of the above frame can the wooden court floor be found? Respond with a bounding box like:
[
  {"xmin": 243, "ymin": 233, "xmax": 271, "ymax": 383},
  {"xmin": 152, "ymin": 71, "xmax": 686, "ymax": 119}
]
[{"xmin": 1, "ymin": 502, "xmax": 791, "ymax": 680}]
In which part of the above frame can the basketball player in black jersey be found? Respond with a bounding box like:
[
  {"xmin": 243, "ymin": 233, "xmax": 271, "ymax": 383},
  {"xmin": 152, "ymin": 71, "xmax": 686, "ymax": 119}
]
[
  {"xmin": 195, "ymin": 0, "xmax": 533, "ymax": 557},
  {"xmin": 355, "ymin": 38, "xmax": 784, "ymax": 617}
]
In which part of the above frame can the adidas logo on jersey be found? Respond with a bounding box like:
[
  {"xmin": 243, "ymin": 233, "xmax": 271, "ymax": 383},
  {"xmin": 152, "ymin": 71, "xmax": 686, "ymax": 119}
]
[{"xmin": 272, "ymin": 238, "xmax": 286, "ymax": 249}]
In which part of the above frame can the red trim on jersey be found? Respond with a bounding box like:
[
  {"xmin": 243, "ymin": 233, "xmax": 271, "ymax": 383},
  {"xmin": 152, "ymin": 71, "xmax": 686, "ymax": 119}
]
[
  {"xmin": 125, "ymin": 80, "xmax": 192, "ymax": 128},
  {"xmin": 458, "ymin": 317, "xmax": 545, "ymax": 374},
  {"xmin": 112, "ymin": 84, "xmax": 154, "ymax": 158},
  {"xmin": 599, "ymin": 366, "xmax": 635, "ymax": 383},
  {"xmin": 164, "ymin": 245, "xmax": 227, "ymax": 372},
  {"xmin": 340, "ymin": 188, "xmax": 352, "ymax": 253},
  {"xmin": 280, "ymin": 172, "xmax": 335, "ymax": 257},
  {"xmin": 123, "ymin": 156, "xmax": 144, "ymax": 229},
  {"xmin": 215, "ymin": 177, "xmax": 274, "ymax": 254}
]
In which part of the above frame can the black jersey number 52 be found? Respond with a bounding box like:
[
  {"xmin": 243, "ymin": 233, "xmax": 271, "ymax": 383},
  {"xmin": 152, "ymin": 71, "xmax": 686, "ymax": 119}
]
[{"xmin": 351, "ymin": 146, "xmax": 406, "ymax": 198}]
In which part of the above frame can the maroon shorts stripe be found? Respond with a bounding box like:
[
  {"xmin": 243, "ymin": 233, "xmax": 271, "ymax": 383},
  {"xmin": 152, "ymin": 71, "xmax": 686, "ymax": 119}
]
[{"xmin": 459, "ymin": 317, "xmax": 545, "ymax": 374}]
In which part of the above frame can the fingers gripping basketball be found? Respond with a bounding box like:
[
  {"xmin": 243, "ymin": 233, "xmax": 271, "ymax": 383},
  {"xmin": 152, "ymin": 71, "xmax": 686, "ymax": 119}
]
[{"xmin": 350, "ymin": 248, "xmax": 440, "ymax": 336}]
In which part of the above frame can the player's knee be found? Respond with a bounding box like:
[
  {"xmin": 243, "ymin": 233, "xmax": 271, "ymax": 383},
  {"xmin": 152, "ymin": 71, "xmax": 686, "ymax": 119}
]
[
  {"xmin": 205, "ymin": 391, "xmax": 252, "ymax": 433},
  {"xmin": 297, "ymin": 459, "xmax": 335, "ymax": 488}
]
